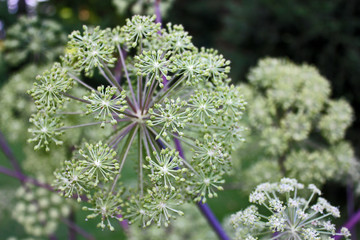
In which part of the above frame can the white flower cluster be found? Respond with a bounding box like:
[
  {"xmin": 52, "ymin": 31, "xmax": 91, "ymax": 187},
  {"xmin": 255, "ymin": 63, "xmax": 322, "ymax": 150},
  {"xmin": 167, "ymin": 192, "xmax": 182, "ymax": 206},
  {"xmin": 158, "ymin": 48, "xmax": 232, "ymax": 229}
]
[{"xmin": 230, "ymin": 178, "xmax": 351, "ymax": 240}]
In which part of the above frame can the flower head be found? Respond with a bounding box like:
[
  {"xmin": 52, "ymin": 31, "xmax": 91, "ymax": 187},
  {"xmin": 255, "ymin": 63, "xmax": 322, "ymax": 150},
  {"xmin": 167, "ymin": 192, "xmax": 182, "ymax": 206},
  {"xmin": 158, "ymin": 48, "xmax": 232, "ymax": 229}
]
[
  {"xmin": 29, "ymin": 15, "xmax": 245, "ymax": 229},
  {"xmin": 230, "ymin": 178, "xmax": 351, "ymax": 240}
]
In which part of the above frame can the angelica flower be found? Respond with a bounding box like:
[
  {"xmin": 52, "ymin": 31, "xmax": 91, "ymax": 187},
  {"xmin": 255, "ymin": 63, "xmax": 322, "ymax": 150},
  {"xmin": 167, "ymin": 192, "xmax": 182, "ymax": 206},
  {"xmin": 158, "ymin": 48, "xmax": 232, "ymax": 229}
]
[
  {"xmin": 144, "ymin": 149, "xmax": 186, "ymax": 191},
  {"xmin": 28, "ymin": 113, "xmax": 64, "ymax": 151},
  {"xmin": 230, "ymin": 178, "xmax": 351, "ymax": 240},
  {"xmin": 122, "ymin": 15, "xmax": 160, "ymax": 47},
  {"xmin": 233, "ymin": 57, "xmax": 356, "ymax": 191},
  {"xmin": 83, "ymin": 86, "xmax": 127, "ymax": 126},
  {"xmin": 28, "ymin": 15, "xmax": 246, "ymax": 229},
  {"xmin": 28, "ymin": 63, "xmax": 73, "ymax": 112},
  {"xmin": 66, "ymin": 26, "xmax": 117, "ymax": 76},
  {"xmin": 4, "ymin": 16, "xmax": 66, "ymax": 66},
  {"xmin": 77, "ymin": 142, "xmax": 119, "ymax": 185},
  {"xmin": 83, "ymin": 190, "xmax": 123, "ymax": 231}
]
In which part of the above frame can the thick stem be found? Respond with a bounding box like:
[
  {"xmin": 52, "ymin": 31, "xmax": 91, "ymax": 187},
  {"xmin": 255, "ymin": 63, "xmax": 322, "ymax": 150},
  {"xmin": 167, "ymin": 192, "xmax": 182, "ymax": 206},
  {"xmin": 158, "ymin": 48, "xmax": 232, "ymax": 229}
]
[
  {"xmin": 117, "ymin": 214, "xmax": 129, "ymax": 232},
  {"xmin": 0, "ymin": 166, "xmax": 88, "ymax": 202},
  {"xmin": 0, "ymin": 136, "xmax": 106, "ymax": 237},
  {"xmin": 0, "ymin": 166, "xmax": 95, "ymax": 237},
  {"xmin": 347, "ymin": 179, "xmax": 356, "ymax": 240},
  {"xmin": 197, "ymin": 202, "xmax": 231, "ymax": 240}
]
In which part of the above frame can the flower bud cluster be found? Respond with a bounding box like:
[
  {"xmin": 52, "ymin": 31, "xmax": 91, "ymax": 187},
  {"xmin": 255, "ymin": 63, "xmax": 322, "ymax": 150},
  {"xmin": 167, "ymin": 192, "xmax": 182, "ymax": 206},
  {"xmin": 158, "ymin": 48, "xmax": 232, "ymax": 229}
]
[
  {"xmin": 12, "ymin": 184, "xmax": 71, "ymax": 237},
  {"xmin": 112, "ymin": 0, "xmax": 175, "ymax": 17},
  {"xmin": 234, "ymin": 57, "xmax": 357, "ymax": 190},
  {"xmin": 3, "ymin": 16, "xmax": 66, "ymax": 66},
  {"xmin": 128, "ymin": 203, "xmax": 217, "ymax": 240}
]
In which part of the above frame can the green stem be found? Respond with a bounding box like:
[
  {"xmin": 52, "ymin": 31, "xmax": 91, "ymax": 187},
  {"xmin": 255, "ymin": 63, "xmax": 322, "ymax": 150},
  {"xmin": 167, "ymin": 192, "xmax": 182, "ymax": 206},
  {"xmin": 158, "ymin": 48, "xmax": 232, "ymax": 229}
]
[
  {"xmin": 110, "ymin": 125, "xmax": 139, "ymax": 192},
  {"xmin": 117, "ymin": 44, "xmax": 138, "ymax": 109},
  {"xmin": 56, "ymin": 121, "xmax": 108, "ymax": 131},
  {"xmin": 138, "ymin": 126, "xmax": 144, "ymax": 197},
  {"xmin": 151, "ymin": 75, "xmax": 185, "ymax": 106},
  {"xmin": 62, "ymin": 93, "xmax": 91, "ymax": 104},
  {"xmin": 68, "ymin": 73, "xmax": 98, "ymax": 93}
]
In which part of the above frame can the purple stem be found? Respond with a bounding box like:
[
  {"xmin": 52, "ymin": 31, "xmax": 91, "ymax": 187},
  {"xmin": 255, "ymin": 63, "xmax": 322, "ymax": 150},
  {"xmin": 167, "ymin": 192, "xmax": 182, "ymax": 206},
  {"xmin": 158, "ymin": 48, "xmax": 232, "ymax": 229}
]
[
  {"xmin": 49, "ymin": 234, "xmax": 58, "ymax": 240},
  {"xmin": 154, "ymin": 0, "xmax": 162, "ymax": 26},
  {"xmin": 62, "ymin": 217, "xmax": 95, "ymax": 240},
  {"xmin": 0, "ymin": 167, "xmax": 96, "ymax": 239},
  {"xmin": 197, "ymin": 202, "xmax": 231, "ymax": 240},
  {"xmin": 334, "ymin": 209, "xmax": 360, "ymax": 240},
  {"xmin": 346, "ymin": 179, "xmax": 356, "ymax": 240},
  {"xmin": 0, "ymin": 165, "xmax": 91, "ymax": 202},
  {"xmin": 0, "ymin": 135, "xmax": 95, "ymax": 238},
  {"xmin": 273, "ymin": 232, "xmax": 280, "ymax": 239},
  {"xmin": 0, "ymin": 130, "xmax": 24, "ymax": 181},
  {"xmin": 162, "ymin": 75, "xmax": 169, "ymax": 88},
  {"xmin": 117, "ymin": 214, "xmax": 129, "ymax": 232},
  {"xmin": 0, "ymin": 165, "xmax": 54, "ymax": 191}
]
